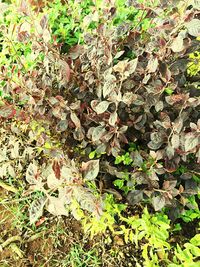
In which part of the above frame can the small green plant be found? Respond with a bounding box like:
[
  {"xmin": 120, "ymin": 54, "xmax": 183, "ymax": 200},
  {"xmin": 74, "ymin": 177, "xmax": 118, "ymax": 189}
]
[
  {"xmin": 119, "ymin": 208, "xmax": 170, "ymax": 250},
  {"xmin": 187, "ymin": 51, "xmax": 200, "ymax": 76},
  {"xmin": 179, "ymin": 195, "xmax": 200, "ymax": 223},
  {"xmin": 115, "ymin": 152, "xmax": 133, "ymax": 165},
  {"xmin": 169, "ymin": 233, "xmax": 200, "ymax": 267},
  {"xmin": 64, "ymin": 244, "xmax": 101, "ymax": 267},
  {"xmin": 44, "ymin": 0, "xmax": 95, "ymax": 49},
  {"xmin": 165, "ymin": 87, "xmax": 174, "ymax": 95},
  {"xmin": 88, "ymin": 149, "xmax": 106, "ymax": 159},
  {"xmin": 82, "ymin": 194, "xmax": 126, "ymax": 238}
]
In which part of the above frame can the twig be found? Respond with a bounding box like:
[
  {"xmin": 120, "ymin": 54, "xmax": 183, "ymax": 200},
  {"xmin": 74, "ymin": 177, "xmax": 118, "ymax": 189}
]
[{"xmin": 0, "ymin": 235, "xmax": 22, "ymax": 250}]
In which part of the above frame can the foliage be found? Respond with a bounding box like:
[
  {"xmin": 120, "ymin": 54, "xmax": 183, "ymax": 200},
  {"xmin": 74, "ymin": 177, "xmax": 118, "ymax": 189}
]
[
  {"xmin": 43, "ymin": 0, "xmax": 94, "ymax": 49},
  {"xmin": 82, "ymin": 194, "xmax": 126, "ymax": 238},
  {"xmin": 37, "ymin": 0, "xmax": 157, "ymax": 52},
  {"xmin": 0, "ymin": 0, "xmax": 200, "ymax": 223},
  {"xmin": 59, "ymin": 244, "xmax": 101, "ymax": 267},
  {"xmin": 0, "ymin": 2, "xmax": 200, "ymax": 266},
  {"xmin": 67, "ymin": 0, "xmax": 200, "ymax": 215},
  {"xmin": 179, "ymin": 194, "xmax": 200, "ymax": 223},
  {"xmin": 187, "ymin": 50, "xmax": 200, "ymax": 76},
  {"xmin": 83, "ymin": 201, "xmax": 200, "ymax": 266},
  {"xmin": 169, "ymin": 233, "xmax": 200, "ymax": 267}
]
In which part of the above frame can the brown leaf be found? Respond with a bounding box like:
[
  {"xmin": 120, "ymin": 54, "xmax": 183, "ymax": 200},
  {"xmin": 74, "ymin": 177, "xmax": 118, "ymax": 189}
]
[
  {"xmin": 68, "ymin": 45, "xmax": 84, "ymax": 59},
  {"xmin": 26, "ymin": 162, "xmax": 40, "ymax": 184},
  {"xmin": 113, "ymin": 59, "xmax": 129, "ymax": 73},
  {"xmin": 46, "ymin": 196, "xmax": 69, "ymax": 216},
  {"xmin": 163, "ymin": 180, "xmax": 177, "ymax": 191},
  {"xmin": 92, "ymin": 126, "xmax": 106, "ymax": 142},
  {"xmin": 173, "ymin": 117, "xmax": 183, "ymax": 133},
  {"xmin": 0, "ymin": 105, "xmax": 16, "ymax": 119},
  {"xmin": 160, "ymin": 112, "xmax": 171, "ymax": 129},
  {"xmin": 155, "ymin": 101, "xmax": 164, "ymax": 112},
  {"xmin": 179, "ymin": 185, "xmax": 184, "ymax": 194},
  {"xmin": 109, "ymin": 111, "xmax": 118, "ymax": 126},
  {"xmin": 70, "ymin": 112, "xmax": 81, "ymax": 128},
  {"xmin": 82, "ymin": 160, "xmax": 100, "ymax": 181},
  {"xmin": 152, "ymin": 195, "xmax": 166, "ymax": 211},
  {"xmin": 29, "ymin": 197, "xmax": 46, "ymax": 224},
  {"xmin": 40, "ymin": 15, "xmax": 48, "ymax": 29},
  {"xmin": 43, "ymin": 29, "xmax": 51, "ymax": 43},
  {"xmin": 19, "ymin": 0, "xmax": 29, "ymax": 15},
  {"xmin": 159, "ymin": 62, "xmax": 171, "ymax": 82},
  {"xmin": 59, "ymin": 59, "xmax": 70, "ymax": 83},
  {"xmin": 52, "ymin": 160, "xmax": 61, "ymax": 179},
  {"xmin": 103, "ymin": 74, "xmax": 116, "ymax": 98},
  {"xmin": 184, "ymin": 132, "xmax": 199, "ymax": 152},
  {"xmin": 166, "ymin": 145, "xmax": 175, "ymax": 159},
  {"xmin": 73, "ymin": 127, "xmax": 85, "ymax": 141},
  {"xmin": 47, "ymin": 173, "xmax": 62, "ymax": 189},
  {"xmin": 122, "ymin": 92, "xmax": 137, "ymax": 105},
  {"xmin": 127, "ymin": 58, "xmax": 138, "ymax": 75}
]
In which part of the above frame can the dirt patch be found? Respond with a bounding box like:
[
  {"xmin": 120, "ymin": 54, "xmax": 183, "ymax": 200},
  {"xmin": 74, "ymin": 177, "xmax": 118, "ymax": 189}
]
[{"xmin": 0, "ymin": 185, "xmax": 199, "ymax": 267}]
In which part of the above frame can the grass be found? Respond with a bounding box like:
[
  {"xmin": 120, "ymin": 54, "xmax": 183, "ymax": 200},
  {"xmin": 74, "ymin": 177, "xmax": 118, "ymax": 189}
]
[
  {"xmin": 0, "ymin": 188, "xmax": 102, "ymax": 266},
  {"xmin": 52, "ymin": 244, "xmax": 101, "ymax": 267}
]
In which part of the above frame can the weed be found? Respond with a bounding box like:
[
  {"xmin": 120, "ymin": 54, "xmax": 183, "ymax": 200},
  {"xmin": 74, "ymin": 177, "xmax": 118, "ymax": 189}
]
[
  {"xmin": 52, "ymin": 244, "xmax": 101, "ymax": 267},
  {"xmin": 168, "ymin": 233, "xmax": 200, "ymax": 267}
]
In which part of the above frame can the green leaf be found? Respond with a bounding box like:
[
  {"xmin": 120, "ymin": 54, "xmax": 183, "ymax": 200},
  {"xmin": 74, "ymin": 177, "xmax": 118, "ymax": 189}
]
[
  {"xmin": 114, "ymin": 179, "xmax": 124, "ymax": 189},
  {"xmin": 89, "ymin": 150, "xmax": 96, "ymax": 159},
  {"xmin": 190, "ymin": 234, "xmax": 200, "ymax": 246},
  {"xmin": 115, "ymin": 155, "xmax": 123, "ymax": 164},
  {"xmin": 184, "ymin": 243, "xmax": 200, "ymax": 257},
  {"xmin": 165, "ymin": 88, "xmax": 173, "ymax": 95}
]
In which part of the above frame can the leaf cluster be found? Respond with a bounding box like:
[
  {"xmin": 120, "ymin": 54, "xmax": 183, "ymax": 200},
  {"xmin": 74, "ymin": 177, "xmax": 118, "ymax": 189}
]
[{"xmin": 0, "ymin": 0, "xmax": 200, "ymax": 231}]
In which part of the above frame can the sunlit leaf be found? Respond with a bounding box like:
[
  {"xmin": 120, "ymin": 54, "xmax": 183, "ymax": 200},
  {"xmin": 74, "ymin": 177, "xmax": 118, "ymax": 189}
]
[
  {"xmin": 171, "ymin": 134, "xmax": 180, "ymax": 149},
  {"xmin": 70, "ymin": 112, "xmax": 81, "ymax": 128},
  {"xmin": 92, "ymin": 126, "xmax": 106, "ymax": 142},
  {"xmin": 46, "ymin": 196, "xmax": 69, "ymax": 216},
  {"xmin": 109, "ymin": 111, "xmax": 118, "ymax": 126},
  {"xmin": 0, "ymin": 106, "xmax": 16, "ymax": 119},
  {"xmin": 186, "ymin": 19, "xmax": 200, "ymax": 37},
  {"xmin": 171, "ymin": 36, "xmax": 184, "ymax": 52},
  {"xmin": 91, "ymin": 100, "xmax": 110, "ymax": 114},
  {"xmin": 185, "ymin": 132, "xmax": 199, "ymax": 152}
]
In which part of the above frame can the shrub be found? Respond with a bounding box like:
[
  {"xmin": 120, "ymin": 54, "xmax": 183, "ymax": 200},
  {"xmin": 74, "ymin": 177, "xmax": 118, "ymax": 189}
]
[{"xmin": 0, "ymin": 0, "xmax": 199, "ymax": 231}]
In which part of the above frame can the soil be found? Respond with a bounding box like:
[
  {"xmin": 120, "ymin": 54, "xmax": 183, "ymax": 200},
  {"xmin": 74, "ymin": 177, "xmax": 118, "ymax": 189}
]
[
  {"xmin": 0, "ymin": 186, "xmax": 198, "ymax": 267},
  {"xmin": 0, "ymin": 205, "xmax": 144, "ymax": 267},
  {"xmin": 0, "ymin": 187, "xmax": 145, "ymax": 267}
]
